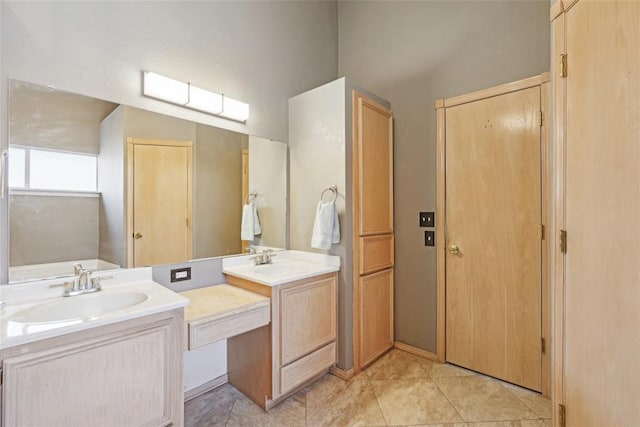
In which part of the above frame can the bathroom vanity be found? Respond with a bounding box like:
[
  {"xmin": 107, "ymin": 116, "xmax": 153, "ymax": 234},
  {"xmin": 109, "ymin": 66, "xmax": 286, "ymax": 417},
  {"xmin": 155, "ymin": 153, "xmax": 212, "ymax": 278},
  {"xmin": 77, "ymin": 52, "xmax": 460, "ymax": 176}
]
[
  {"xmin": 0, "ymin": 269, "xmax": 188, "ymax": 427},
  {"xmin": 180, "ymin": 251, "xmax": 340, "ymax": 411}
]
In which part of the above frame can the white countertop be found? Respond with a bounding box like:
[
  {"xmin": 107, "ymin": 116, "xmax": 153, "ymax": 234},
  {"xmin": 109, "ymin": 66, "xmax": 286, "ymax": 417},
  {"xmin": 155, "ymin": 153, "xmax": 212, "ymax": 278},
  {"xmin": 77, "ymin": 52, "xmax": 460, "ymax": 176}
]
[
  {"xmin": 222, "ymin": 250, "xmax": 340, "ymax": 286},
  {"xmin": 0, "ymin": 268, "xmax": 189, "ymax": 350}
]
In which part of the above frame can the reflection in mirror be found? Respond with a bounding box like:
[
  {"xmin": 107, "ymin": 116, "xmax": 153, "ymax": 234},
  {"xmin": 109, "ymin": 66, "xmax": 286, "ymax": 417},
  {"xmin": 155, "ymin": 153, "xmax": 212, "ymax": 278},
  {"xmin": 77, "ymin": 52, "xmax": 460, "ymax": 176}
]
[{"xmin": 7, "ymin": 79, "xmax": 287, "ymax": 283}]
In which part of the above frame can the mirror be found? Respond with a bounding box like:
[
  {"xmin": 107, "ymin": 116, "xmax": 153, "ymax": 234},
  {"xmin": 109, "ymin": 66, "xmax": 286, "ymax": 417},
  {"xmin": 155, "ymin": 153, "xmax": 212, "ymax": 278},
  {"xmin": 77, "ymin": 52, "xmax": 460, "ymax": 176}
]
[{"xmin": 7, "ymin": 79, "xmax": 287, "ymax": 283}]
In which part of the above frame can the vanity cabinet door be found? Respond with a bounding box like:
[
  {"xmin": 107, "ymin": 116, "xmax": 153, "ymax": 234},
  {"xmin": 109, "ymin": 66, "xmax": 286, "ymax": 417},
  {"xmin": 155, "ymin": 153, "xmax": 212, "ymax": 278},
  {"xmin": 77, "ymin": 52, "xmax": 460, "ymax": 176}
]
[
  {"xmin": 279, "ymin": 274, "xmax": 337, "ymax": 366},
  {"xmin": 1, "ymin": 312, "xmax": 183, "ymax": 427}
]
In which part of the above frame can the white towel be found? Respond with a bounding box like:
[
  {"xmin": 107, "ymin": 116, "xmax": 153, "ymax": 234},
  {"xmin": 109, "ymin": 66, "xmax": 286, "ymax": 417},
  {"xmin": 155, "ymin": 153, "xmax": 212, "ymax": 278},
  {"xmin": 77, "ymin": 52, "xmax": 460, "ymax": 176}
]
[
  {"xmin": 241, "ymin": 204, "xmax": 262, "ymax": 241},
  {"xmin": 311, "ymin": 201, "xmax": 340, "ymax": 250},
  {"xmin": 252, "ymin": 205, "xmax": 262, "ymax": 235}
]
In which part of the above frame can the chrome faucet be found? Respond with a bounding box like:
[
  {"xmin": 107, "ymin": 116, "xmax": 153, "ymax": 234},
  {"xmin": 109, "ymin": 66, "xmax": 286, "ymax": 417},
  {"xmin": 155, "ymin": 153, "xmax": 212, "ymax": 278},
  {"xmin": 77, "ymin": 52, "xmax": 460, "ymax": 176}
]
[
  {"xmin": 62, "ymin": 267, "xmax": 103, "ymax": 297},
  {"xmin": 252, "ymin": 249, "xmax": 276, "ymax": 265}
]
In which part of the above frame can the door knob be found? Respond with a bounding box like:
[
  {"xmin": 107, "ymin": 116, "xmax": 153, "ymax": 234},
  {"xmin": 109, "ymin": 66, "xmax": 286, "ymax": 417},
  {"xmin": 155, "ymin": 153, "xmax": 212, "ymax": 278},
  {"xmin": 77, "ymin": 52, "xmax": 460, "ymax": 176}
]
[
  {"xmin": 134, "ymin": 232, "xmax": 143, "ymax": 240},
  {"xmin": 448, "ymin": 244, "xmax": 459, "ymax": 255}
]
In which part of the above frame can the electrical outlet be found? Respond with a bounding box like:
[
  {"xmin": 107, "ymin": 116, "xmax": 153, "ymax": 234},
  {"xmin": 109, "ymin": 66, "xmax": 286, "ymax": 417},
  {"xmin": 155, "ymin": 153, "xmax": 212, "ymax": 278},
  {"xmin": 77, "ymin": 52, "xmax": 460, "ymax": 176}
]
[
  {"xmin": 424, "ymin": 231, "xmax": 435, "ymax": 246},
  {"xmin": 170, "ymin": 267, "xmax": 191, "ymax": 282},
  {"xmin": 420, "ymin": 212, "xmax": 435, "ymax": 227}
]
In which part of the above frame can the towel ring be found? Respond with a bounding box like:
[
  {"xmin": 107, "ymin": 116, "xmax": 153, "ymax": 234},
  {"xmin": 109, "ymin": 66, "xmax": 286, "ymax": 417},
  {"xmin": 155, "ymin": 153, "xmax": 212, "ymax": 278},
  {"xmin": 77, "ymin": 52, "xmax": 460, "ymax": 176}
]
[
  {"xmin": 245, "ymin": 192, "xmax": 257, "ymax": 204},
  {"xmin": 320, "ymin": 185, "xmax": 338, "ymax": 203}
]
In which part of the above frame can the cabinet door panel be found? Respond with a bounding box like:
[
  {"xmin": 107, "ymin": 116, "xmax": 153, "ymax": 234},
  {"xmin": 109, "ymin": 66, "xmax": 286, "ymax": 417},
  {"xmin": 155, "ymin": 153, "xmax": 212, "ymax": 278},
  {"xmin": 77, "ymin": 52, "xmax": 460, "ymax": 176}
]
[
  {"xmin": 280, "ymin": 275, "xmax": 337, "ymax": 365},
  {"xmin": 354, "ymin": 93, "xmax": 394, "ymax": 236},
  {"xmin": 359, "ymin": 268, "xmax": 394, "ymax": 367},
  {"xmin": 2, "ymin": 319, "xmax": 177, "ymax": 427}
]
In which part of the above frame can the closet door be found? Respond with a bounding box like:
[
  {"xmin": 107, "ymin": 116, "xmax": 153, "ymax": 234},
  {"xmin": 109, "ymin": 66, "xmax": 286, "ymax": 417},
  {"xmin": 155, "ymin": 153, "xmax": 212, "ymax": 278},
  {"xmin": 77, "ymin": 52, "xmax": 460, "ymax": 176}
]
[
  {"xmin": 353, "ymin": 91, "xmax": 394, "ymax": 369},
  {"xmin": 559, "ymin": 1, "xmax": 640, "ymax": 424},
  {"xmin": 445, "ymin": 86, "xmax": 542, "ymax": 391}
]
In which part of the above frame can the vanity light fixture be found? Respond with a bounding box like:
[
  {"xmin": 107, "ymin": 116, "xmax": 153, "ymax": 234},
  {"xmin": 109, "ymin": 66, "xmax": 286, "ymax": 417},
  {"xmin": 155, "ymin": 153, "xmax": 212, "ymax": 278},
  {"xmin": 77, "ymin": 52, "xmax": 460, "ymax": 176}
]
[{"xmin": 142, "ymin": 71, "xmax": 249, "ymax": 122}]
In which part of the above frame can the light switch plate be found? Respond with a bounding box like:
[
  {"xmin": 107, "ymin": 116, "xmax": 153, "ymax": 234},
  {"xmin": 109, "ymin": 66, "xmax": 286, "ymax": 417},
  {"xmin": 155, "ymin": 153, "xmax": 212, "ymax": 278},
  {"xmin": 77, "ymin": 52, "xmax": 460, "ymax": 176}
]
[
  {"xmin": 420, "ymin": 212, "xmax": 435, "ymax": 228},
  {"xmin": 425, "ymin": 231, "xmax": 435, "ymax": 247}
]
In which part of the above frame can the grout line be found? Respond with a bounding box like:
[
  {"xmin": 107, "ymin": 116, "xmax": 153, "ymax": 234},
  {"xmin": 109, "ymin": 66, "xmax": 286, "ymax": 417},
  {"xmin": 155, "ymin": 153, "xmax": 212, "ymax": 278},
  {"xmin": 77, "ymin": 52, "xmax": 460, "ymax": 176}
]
[
  {"xmin": 429, "ymin": 371, "xmax": 467, "ymax": 423},
  {"xmin": 224, "ymin": 395, "xmax": 237, "ymax": 426},
  {"xmin": 365, "ymin": 367, "xmax": 390, "ymax": 426}
]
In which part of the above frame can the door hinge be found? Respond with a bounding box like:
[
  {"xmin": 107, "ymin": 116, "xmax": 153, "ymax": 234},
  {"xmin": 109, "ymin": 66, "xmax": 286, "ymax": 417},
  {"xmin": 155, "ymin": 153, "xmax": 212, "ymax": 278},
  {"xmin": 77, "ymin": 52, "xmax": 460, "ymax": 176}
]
[
  {"xmin": 541, "ymin": 337, "xmax": 546, "ymax": 354},
  {"xmin": 560, "ymin": 54, "xmax": 568, "ymax": 78},
  {"xmin": 538, "ymin": 110, "xmax": 543, "ymax": 127},
  {"xmin": 560, "ymin": 230, "xmax": 567, "ymax": 253},
  {"xmin": 559, "ymin": 404, "xmax": 566, "ymax": 427},
  {"xmin": 541, "ymin": 224, "xmax": 545, "ymax": 240},
  {"xmin": 0, "ymin": 367, "xmax": 3, "ymax": 386},
  {"xmin": 186, "ymin": 218, "xmax": 189, "ymax": 228}
]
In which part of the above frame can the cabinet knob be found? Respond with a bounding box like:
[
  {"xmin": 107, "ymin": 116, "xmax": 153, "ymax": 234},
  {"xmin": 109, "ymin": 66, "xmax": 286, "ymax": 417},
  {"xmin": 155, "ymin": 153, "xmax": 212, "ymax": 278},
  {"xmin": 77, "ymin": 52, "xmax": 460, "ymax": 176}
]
[
  {"xmin": 448, "ymin": 244, "xmax": 460, "ymax": 255},
  {"xmin": 134, "ymin": 232, "xmax": 143, "ymax": 240}
]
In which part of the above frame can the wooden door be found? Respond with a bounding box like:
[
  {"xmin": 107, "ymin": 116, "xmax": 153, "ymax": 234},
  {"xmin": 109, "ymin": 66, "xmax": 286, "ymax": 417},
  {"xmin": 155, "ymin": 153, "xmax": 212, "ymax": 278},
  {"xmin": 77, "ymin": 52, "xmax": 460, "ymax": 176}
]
[
  {"xmin": 353, "ymin": 91, "xmax": 394, "ymax": 369},
  {"xmin": 445, "ymin": 87, "xmax": 542, "ymax": 391},
  {"xmin": 558, "ymin": 1, "xmax": 640, "ymax": 424},
  {"xmin": 128, "ymin": 139, "xmax": 192, "ymax": 267}
]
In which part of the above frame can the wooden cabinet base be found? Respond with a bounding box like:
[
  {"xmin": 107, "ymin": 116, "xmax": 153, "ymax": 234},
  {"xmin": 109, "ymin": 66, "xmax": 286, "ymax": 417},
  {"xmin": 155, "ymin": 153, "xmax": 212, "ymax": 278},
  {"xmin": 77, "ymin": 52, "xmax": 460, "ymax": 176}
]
[
  {"xmin": 226, "ymin": 272, "xmax": 338, "ymax": 411},
  {"xmin": 228, "ymin": 324, "xmax": 273, "ymax": 409},
  {"xmin": 1, "ymin": 310, "xmax": 184, "ymax": 427}
]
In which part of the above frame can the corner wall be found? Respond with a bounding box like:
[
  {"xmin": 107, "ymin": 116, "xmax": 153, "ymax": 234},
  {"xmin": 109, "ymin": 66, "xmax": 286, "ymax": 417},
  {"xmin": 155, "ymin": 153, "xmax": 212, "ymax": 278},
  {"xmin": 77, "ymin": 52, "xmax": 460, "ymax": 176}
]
[{"xmin": 338, "ymin": 0, "xmax": 550, "ymax": 352}]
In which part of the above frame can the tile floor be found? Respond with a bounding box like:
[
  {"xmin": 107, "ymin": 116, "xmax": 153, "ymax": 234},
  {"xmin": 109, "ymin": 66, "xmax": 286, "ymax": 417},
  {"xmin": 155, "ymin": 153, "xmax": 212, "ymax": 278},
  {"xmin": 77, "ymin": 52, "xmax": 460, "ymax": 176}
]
[{"xmin": 185, "ymin": 349, "xmax": 552, "ymax": 427}]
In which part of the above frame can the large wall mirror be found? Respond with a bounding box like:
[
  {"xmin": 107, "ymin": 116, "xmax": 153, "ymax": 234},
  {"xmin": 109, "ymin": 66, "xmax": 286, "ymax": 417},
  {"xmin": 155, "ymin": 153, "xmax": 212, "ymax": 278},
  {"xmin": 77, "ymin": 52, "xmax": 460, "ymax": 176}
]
[{"xmin": 7, "ymin": 79, "xmax": 287, "ymax": 283}]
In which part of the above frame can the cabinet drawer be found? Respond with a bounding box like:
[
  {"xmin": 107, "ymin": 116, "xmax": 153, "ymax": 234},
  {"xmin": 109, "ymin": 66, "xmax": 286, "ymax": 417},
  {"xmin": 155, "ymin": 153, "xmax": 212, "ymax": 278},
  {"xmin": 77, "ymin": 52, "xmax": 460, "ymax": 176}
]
[
  {"xmin": 189, "ymin": 303, "xmax": 270, "ymax": 350},
  {"xmin": 280, "ymin": 342, "xmax": 336, "ymax": 395},
  {"xmin": 359, "ymin": 235, "xmax": 394, "ymax": 275}
]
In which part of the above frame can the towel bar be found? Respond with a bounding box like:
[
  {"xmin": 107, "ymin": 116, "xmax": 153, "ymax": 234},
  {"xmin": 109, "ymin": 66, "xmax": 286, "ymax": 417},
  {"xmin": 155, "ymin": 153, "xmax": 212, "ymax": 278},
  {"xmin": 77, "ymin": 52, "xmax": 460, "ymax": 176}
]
[
  {"xmin": 245, "ymin": 192, "xmax": 257, "ymax": 204},
  {"xmin": 320, "ymin": 185, "xmax": 338, "ymax": 203}
]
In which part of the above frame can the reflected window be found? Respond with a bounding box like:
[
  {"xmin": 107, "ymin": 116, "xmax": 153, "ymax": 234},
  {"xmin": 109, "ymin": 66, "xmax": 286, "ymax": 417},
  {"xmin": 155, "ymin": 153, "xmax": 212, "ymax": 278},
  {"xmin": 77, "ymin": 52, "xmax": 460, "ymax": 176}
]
[{"xmin": 9, "ymin": 146, "xmax": 97, "ymax": 192}]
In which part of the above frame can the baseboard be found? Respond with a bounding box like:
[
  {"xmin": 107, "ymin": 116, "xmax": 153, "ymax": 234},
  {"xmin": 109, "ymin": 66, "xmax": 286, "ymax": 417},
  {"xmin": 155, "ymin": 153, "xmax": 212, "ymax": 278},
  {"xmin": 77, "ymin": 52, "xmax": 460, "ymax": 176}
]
[
  {"xmin": 329, "ymin": 365, "xmax": 355, "ymax": 380},
  {"xmin": 394, "ymin": 341, "xmax": 438, "ymax": 362},
  {"xmin": 184, "ymin": 374, "xmax": 228, "ymax": 402}
]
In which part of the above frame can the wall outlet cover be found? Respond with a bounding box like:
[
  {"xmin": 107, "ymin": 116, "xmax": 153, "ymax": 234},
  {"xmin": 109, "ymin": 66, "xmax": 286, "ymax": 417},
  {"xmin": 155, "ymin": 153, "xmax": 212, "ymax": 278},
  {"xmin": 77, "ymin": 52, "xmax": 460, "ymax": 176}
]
[{"xmin": 170, "ymin": 267, "xmax": 191, "ymax": 282}]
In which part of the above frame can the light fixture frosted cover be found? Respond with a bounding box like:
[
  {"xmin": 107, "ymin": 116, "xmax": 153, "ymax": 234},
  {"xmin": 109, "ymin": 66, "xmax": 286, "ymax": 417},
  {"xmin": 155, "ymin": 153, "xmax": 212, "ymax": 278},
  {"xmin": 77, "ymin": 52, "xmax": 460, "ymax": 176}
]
[
  {"xmin": 187, "ymin": 85, "xmax": 223, "ymax": 114},
  {"xmin": 142, "ymin": 70, "xmax": 249, "ymax": 122},
  {"xmin": 143, "ymin": 72, "xmax": 189, "ymax": 105},
  {"xmin": 221, "ymin": 96, "xmax": 250, "ymax": 122}
]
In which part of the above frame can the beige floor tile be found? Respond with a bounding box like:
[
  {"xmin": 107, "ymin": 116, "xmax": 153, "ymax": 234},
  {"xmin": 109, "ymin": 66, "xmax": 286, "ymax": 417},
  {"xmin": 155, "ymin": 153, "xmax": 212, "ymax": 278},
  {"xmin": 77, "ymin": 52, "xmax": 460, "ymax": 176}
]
[
  {"xmin": 434, "ymin": 376, "xmax": 537, "ymax": 423},
  {"xmin": 226, "ymin": 389, "xmax": 306, "ymax": 427},
  {"xmin": 501, "ymin": 384, "xmax": 552, "ymax": 419},
  {"xmin": 184, "ymin": 383, "xmax": 243, "ymax": 427},
  {"xmin": 371, "ymin": 378, "xmax": 464, "ymax": 425},
  {"xmin": 419, "ymin": 359, "xmax": 478, "ymax": 378},
  {"xmin": 306, "ymin": 374, "xmax": 386, "ymax": 427},
  {"xmin": 366, "ymin": 349, "xmax": 430, "ymax": 380},
  {"xmin": 388, "ymin": 423, "xmax": 468, "ymax": 427},
  {"xmin": 466, "ymin": 421, "xmax": 551, "ymax": 427},
  {"xmin": 521, "ymin": 420, "xmax": 552, "ymax": 427}
]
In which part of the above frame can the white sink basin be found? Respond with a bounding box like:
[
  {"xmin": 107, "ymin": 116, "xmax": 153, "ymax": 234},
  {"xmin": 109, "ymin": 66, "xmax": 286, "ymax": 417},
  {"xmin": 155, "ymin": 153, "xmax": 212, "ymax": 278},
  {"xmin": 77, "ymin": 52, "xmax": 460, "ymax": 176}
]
[{"xmin": 10, "ymin": 292, "xmax": 149, "ymax": 324}]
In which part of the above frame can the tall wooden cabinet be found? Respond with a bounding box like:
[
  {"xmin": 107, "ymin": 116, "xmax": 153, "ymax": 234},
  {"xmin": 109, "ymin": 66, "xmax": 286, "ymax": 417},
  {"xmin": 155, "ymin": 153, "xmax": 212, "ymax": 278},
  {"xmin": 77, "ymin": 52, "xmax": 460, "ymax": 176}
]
[
  {"xmin": 289, "ymin": 78, "xmax": 394, "ymax": 373},
  {"xmin": 551, "ymin": 1, "xmax": 640, "ymax": 425},
  {"xmin": 352, "ymin": 92, "xmax": 394, "ymax": 369}
]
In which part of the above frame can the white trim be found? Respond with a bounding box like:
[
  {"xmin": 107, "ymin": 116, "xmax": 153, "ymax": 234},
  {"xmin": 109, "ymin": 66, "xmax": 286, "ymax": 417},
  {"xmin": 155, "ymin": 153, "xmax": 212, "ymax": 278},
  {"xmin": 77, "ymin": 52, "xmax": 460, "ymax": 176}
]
[
  {"xmin": 9, "ymin": 189, "xmax": 100, "ymax": 198},
  {"xmin": 184, "ymin": 374, "xmax": 228, "ymax": 401}
]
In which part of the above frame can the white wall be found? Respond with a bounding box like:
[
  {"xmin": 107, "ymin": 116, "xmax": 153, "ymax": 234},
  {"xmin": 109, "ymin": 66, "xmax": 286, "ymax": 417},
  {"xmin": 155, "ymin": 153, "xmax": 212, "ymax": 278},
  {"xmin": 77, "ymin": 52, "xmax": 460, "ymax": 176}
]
[
  {"xmin": 289, "ymin": 78, "xmax": 349, "ymax": 365},
  {"xmin": 248, "ymin": 136, "xmax": 287, "ymax": 249}
]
